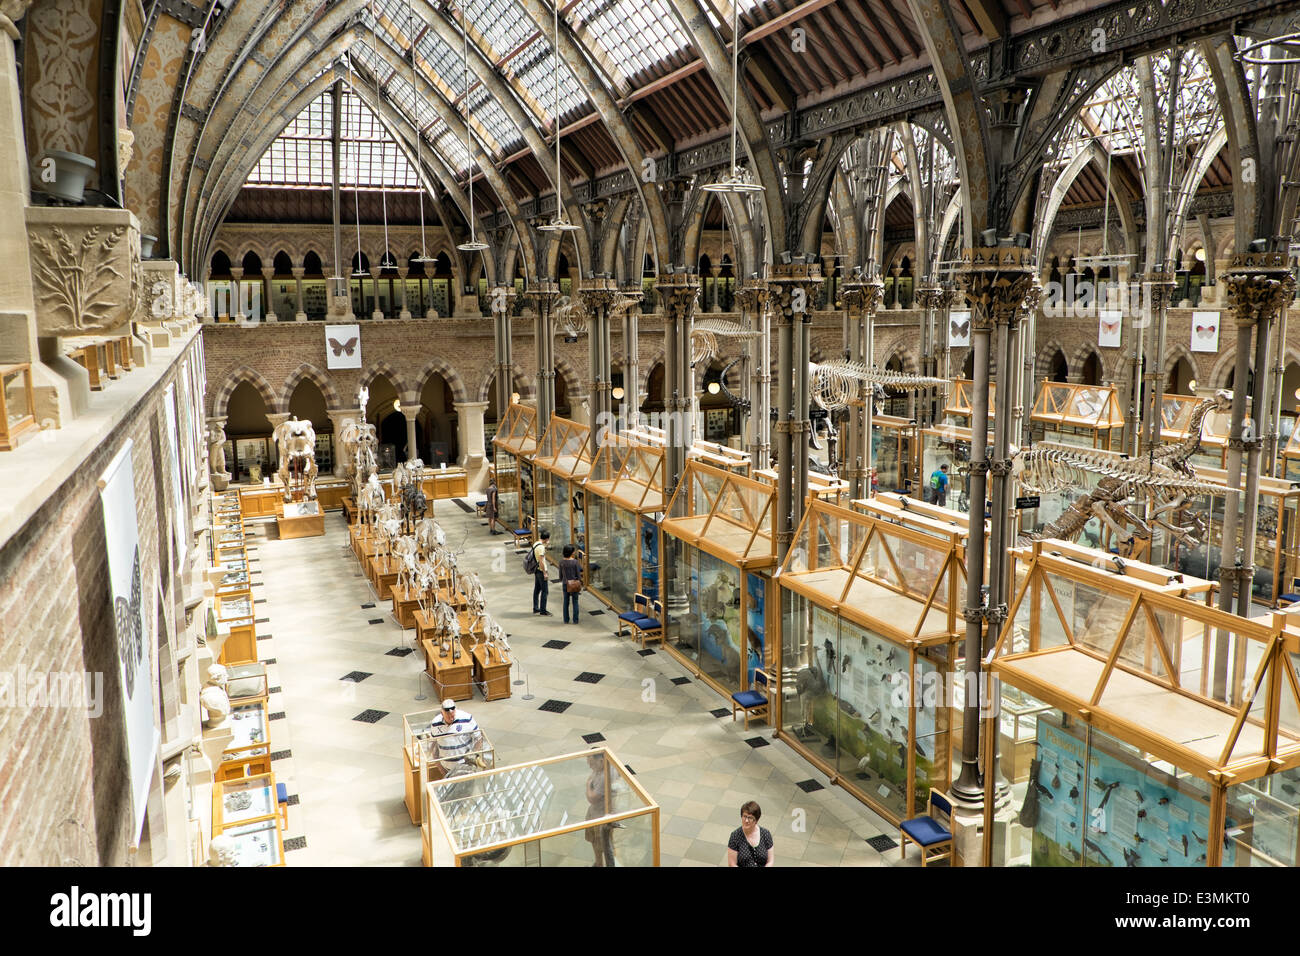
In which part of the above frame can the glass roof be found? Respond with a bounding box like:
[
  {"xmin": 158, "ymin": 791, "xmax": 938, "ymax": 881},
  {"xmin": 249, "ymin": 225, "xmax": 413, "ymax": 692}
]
[
  {"xmin": 246, "ymin": 89, "xmax": 420, "ymax": 189},
  {"xmin": 567, "ymin": 0, "xmax": 691, "ymax": 86}
]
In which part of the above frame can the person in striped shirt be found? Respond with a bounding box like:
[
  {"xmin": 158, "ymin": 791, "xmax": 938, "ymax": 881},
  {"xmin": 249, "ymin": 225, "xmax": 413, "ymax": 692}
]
[{"xmin": 427, "ymin": 699, "xmax": 482, "ymax": 771}]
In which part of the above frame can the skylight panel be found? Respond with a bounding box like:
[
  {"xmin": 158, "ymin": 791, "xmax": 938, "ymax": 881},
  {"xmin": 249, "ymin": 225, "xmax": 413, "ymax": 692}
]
[
  {"xmin": 464, "ymin": 0, "xmax": 536, "ymax": 60},
  {"xmin": 568, "ymin": 0, "xmax": 690, "ymax": 84},
  {"xmin": 508, "ymin": 35, "xmax": 588, "ymax": 124}
]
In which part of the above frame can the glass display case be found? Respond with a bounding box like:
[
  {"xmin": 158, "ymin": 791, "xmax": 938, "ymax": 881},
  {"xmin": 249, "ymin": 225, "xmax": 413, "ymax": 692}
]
[
  {"xmin": 423, "ymin": 748, "xmax": 659, "ymax": 867},
  {"xmin": 0, "ymin": 363, "xmax": 36, "ymax": 451},
  {"xmin": 213, "ymin": 772, "xmax": 278, "ymax": 830},
  {"xmin": 217, "ymin": 817, "xmax": 285, "ymax": 867},
  {"xmin": 533, "ymin": 415, "xmax": 593, "ymax": 550},
  {"xmin": 583, "ymin": 431, "xmax": 667, "ymax": 607},
  {"xmin": 1160, "ymin": 393, "xmax": 1231, "ymax": 469},
  {"xmin": 983, "ymin": 541, "xmax": 1300, "ymax": 866},
  {"xmin": 753, "ymin": 467, "xmax": 848, "ymax": 505},
  {"xmin": 402, "ymin": 707, "xmax": 497, "ymax": 824},
  {"xmin": 943, "ymin": 378, "xmax": 996, "ymax": 428},
  {"xmin": 660, "ymin": 461, "xmax": 776, "ymax": 699},
  {"xmin": 490, "ymin": 403, "xmax": 538, "ymax": 532},
  {"xmin": 220, "ymin": 699, "xmax": 270, "ymax": 780},
  {"xmin": 920, "ymin": 424, "xmax": 994, "ymax": 516},
  {"xmin": 1030, "ymin": 381, "xmax": 1124, "ymax": 450},
  {"xmin": 225, "ymin": 662, "xmax": 268, "ymax": 705},
  {"xmin": 871, "ymin": 414, "xmax": 920, "ymax": 493},
  {"xmin": 777, "ymin": 499, "xmax": 963, "ymax": 824}
]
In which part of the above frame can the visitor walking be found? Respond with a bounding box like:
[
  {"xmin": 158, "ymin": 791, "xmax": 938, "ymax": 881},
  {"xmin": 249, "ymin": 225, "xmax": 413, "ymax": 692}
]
[
  {"xmin": 559, "ymin": 544, "xmax": 582, "ymax": 624},
  {"xmin": 929, "ymin": 463, "xmax": 950, "ymax": 507},
  {"xmin": 532, "ymin": 530, "xmax": 551, "ymax": 616},
  {"xmin": 485, "ymin": 477, "xmax": 500, "ymax": 534}
]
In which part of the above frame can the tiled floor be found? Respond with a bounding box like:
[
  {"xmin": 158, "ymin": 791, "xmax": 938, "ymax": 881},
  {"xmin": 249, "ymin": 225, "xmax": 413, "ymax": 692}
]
[{"xmin": 247, "ymin": 502, "xmax": 910, "ymax": 867}]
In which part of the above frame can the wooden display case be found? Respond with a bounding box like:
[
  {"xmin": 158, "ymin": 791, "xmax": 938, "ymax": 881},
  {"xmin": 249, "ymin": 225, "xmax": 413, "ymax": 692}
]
[
  {"xmin": 277, "ymin": 500, "xmax": 324, "ymax": 538},
  {"xmin": 420, "ymin": 638, "xmax": 474, "ymax": 702},
  {"xmin": 0, "ymin": 363, "xmax": 37, "ymax": 451},
  {"xmin": 583, "ymin": 430, "xmax": 668, "ymax": 608},
  {"xmin": 472, "ymin": 644, "xmax": 512, "ymax": 701},
  {"xmin": 1030, "ymin": 381, "xmax": 1125, "ymax": 450},
  {"xmin": 943, "ymin": 378, "xmax": 996, "ymax": 427},
  {"xmin": 423, "ymin": 748, "xmax": 659, "ymax": 867},
  {"xmin": 226, "ymin": 662, "xmax": 269, "ymax": 705},
  {"xmin": 67, "ymin": 343, "xmax": 103, "ymax": 390},
  {"xmin": 402, "ymin": 709, "xmax": 496, "ymax": 825},
  {"xmin": 213, "ymin": 772, "xmax": 279, "ymax": 831},
  {"xmin": 490, "ymin": 403, "xmax": 539, "ymax": 532},
  {"xmin": 1159, "ymin": 392, "xmax": 1231, "ymax": 469},
  {"xmin": 391, "ymin": 584, "xmax": 422, "ymax": 629},
  {"xmin": 983, "ymin": 540, "xmax": 1300, "ymax": 868},
  {"xmin": 218, "ymin": 699, "xmax": 271, "ymax": 781},
  {"xmin": 214, "ymin": 816, "xmax": 285, "ymax": 867},
  {"xmin": 776, "ymin": 498, "xmax": 964, "ymax": 825},
  {"xmin": 239, "ymin": 484, "xmax": 285, "ymax": 519},
  {"xmin": 533, "ymin": 415, "xmax": 594, "ymax": 550},
  {"xmin": 870, "ymin": 414, "xmax": 920, "ymax": 493}
]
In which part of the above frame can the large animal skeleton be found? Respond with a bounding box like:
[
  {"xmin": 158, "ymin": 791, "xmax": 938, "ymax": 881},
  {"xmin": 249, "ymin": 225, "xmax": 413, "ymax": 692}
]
[
  {"xmin": 1013, "ymin": 391, "xmax": 1235, "ymax": 549},
  {"xmin": 273, "ymin": 415, "xmax": 318, "ymax": 501},
  {"xmin": 339, "ymin": 418, "xmax": 378, "ymax": 501},
  {"xmin": 357, "ymin": 473, "xmax": 386, "ymax": 529},
  {"xmin": 809, "ymin": 360, "xmax": 950, "ymax": 475}
]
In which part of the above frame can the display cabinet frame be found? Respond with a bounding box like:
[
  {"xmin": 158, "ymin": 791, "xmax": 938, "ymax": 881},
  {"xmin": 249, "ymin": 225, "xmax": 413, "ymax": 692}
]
[
  {"xmin": 981, "ymin": 540, "xmax": 1300, "ymax": 867},
  {"xmin": 919, "ymin": 423, "xmax": 995, "ymax": 515},
  {"xmin": 422, "ymin": 748, "xmax": 659, "ymax": 867},
  {"xmin": 532, "ymin": 414, "xmax": 593, "ymax": 550},
  {"xmin": 870, "ymin": 414, "xmax": 920, "ymax": 493},
  {"xmin": 775, "ymin": 499, "xmax": 964, "ymax": 825},
  {"xmin": 942, "ymin": 378, "xmax": 996, "ymax": 427},
  {"xmin": 1029, "ymin": 381, "xmax": 1125, "ymax": 450},
  {"xmin": 0, "ymin": 363, "xmax": 37, "ymax": 451},
  {"xmin": 490, "ymin": 403, "xmax": 539, "ymax": 533},
  {"xmin": 1159, "ymin": 392, "xmax": 1231, "ymax": 469},
  {"xmin": 583, "ymin": 431, "xmax": 668, "ymax": 608},
  {"xmin": 219, "ymin": 698, "xmax": 271, "ymax": 781}
]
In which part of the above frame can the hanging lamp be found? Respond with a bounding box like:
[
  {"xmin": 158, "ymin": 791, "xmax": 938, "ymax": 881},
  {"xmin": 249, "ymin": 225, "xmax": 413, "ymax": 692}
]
[
  {"xmin": 456, "ymin": 2, "xmax": 489, "ymax": 252},
  {"xmin": 537, "ymin": 0, "xmax": 579, "ymax": 231},
  {"xmin": 703, "ymin": 2, "xmax": 763, "ymax": 194},
  {"xmin": 408, "ymin": 1, "xmax": 435, "ymax": 264}
]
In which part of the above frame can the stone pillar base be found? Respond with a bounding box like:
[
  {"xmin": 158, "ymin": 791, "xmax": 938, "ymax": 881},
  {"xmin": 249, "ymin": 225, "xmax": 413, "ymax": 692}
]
[
  {"xmin": 399, "ymin": 310, "xmax": 412, "ymax": 320},
  {"xmin": 295, "ymin": 312, "xmax": 307, "ymax": 322},
  {"xmin": 36, "ymin": 339, "xmax": 81, "ymax": 423},
  {"xmin": 371, "ymin": 311, "xmax": 384, "ymax": 322}
]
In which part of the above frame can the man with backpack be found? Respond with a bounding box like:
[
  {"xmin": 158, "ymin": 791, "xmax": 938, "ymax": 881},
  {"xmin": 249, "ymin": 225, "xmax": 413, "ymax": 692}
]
[
  {"xmin": 527, "ymin": 529, "xmax": 552, "ymax": 616},
  {"xmin": 929, "ymin": 463, "xmax": 950, "ymax": 507}
]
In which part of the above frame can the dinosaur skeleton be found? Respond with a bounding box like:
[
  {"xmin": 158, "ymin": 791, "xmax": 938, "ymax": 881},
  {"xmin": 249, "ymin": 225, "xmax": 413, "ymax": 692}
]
[
  {"xmin": 1015, "ymin": 390, "xmax": 1234, "ymax": 550},
  {"xmin": 809, "ymin": 361, "xmax": 950, "ymax": 475},
  {"xmin": 1014, "ymin": 442, "xmax": 1230, "ymax": 549},
  {"xmin": 689, "ymin": 318, "xmax": 757, "ymax": 366}
]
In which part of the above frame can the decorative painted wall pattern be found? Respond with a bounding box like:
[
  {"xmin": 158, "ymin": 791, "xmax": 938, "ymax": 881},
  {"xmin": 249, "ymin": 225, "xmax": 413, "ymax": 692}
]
[
  {"xmin": 24, "ymin": 0, "xmax": 101, "ymax": 178},
  {"xmin": 124, "ymin": 15, "xmax": 189, "ymax": 238}
]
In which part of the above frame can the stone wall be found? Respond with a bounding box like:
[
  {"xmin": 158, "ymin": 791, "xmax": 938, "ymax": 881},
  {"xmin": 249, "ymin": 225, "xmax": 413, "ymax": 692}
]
[{"xmin": 0, "ymin": 330, "xmax": 205, "ymax": 865}]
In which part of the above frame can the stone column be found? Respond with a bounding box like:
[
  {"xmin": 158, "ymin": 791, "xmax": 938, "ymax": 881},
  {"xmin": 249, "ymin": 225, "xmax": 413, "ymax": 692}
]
[
  {"xmin": 1216, "ymin": 254, "xmax": 1296, "ymax": 640},
  {"xmin": 657, "ymin": 272, "xmax": 700, "ymax": 496},
  {"xmin": 771, "ymin": 262, "xmax": 822, "ymax": 558},
  {"xmin": 579, "ymin": 278, "xmax": 618, "ymax": 454},
  {"xmin": 490, "ymin": 285, "xmax": 516, "ymax": 418},
  {"xmin": 709, "ymin": 266, "xmax": 722, "ymax": 313},
  {"xmin": 400, "ymin": 401, "xmax": 421, "ymax": 461},
  {"xmin": 455, "ymin": 400, "xmax": 490, "ymax": 491},
  {"xmin": 734, "ymin": 282, "xmax": 771, "ymax": 469},
  {"xmin": 397, "ymin": 266, "xmax": 411, "ymax": 320},
  {"xmin": 840, "ymin": 278, "xmax": 882, "ymax": 497},
  {"xmin": 914, "ymin": 285, "xmax": 945, "ymax": 429},
  {"xmin": 207, "ymin": 416, "xmax": 231, "ymax": 491},
  {"xmin": 530, "ymin": 280, "xmax": 561, "ymax": 427},
  {"xmin": 952, "ymin": 245, "xmax": 1037, "ymax": 806},
  {"xmin": 326, "ymin": 407, "xmax": 361, "ymax": 478},
  {"xmin": 369, "ymin": 268, "xmax": 384, "ymax": 321},
  {"xmin": 1139, "ymin": 273, "xmax": 1178, "ymax": 454},
  {"xmin": 620, "ymin": 290, "xmax": 643, "ymax": 429},
  {"xmin": 292, "ymin": 267, "xmax": 306, "ymax": 321},
  {"xmin": 889, "ymin": 265, "xmax": 902, "ymax": 309},
  {"xmin": 261, "ymin": 267, "xmax": 278, "ymax": 322},
  {"xmin": 229, "ymin": 267, "xmax": 246, "ymax": 321}
]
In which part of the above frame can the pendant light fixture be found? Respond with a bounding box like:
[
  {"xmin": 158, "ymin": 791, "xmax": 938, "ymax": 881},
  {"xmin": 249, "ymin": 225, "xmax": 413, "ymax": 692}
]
[
  {"xmin": 408, "ymin": 0, "xmax": 434, "ymax": 264},
  {"xmin": 347, "ymin": 56, "xmax": 367, "ymax": 280},
  {"xmin": 456, "ymin": 2, "xmax": 489, "ymax": 253},
  {"xmin": 537, "ymin": 0, "xmax": 579, "ymax": 232},
  {"xmin": 703, "ymin": 2, "xmax": 763, "ymax": 194},
  {"xmin": 369, "ymin": 0, "xmax": 395, "ymax": 282}
]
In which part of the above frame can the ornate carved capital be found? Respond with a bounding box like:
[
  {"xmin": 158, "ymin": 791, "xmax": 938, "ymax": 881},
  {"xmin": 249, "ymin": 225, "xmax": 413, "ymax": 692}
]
[
  {"xmin": 959, "ymin": 246, "xmax": 1038, "ymax": 330},
  {"xmin": 27, "ymin": 207, "xmax": 143, "ymax": 336},
  {"xmin": 1224, "ymin": 261, "xmax": 1296, "ymax": 328},
  {"xmin": 913, "ymin": 284, "xmax": 946, "ymax": 312},
  {"xmin": 0, "ymin": 0, "xmax": 33, "ymax": 39},
  {"xmin": 488, "ymin": 285, "xmax": 517, "ymax": 317},
  {"xmin": 769, "ymin": 261, "xmax": 822, "ymax": 324},
  {"xmin": 733, "ymin": 281, "xmax": 771, "ymax": 316},
  {"xmin": 840, "ymin": 278, "xmax": 884, "ymax": 318},
  {"xmin": 654, "ymin": 272, "xmax": 700, "ymax": 319}
]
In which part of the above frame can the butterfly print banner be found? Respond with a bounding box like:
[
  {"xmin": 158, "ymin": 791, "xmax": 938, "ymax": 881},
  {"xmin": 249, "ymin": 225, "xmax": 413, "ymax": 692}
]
[
  {"xmin": 97, "ymin": 439, "xmax": 160, "ymax": 843},
  {"xmin": 1098, "ymin": 310, "xmax": 1123, "ymax": 349},
  {"xmin": 325, "ymin": 323, "xmax": 362, "ymax": 369},
  {"xmin": 1190, "ymin": 311, "xmax": 1220, "ymax": 353},
  {"xmin": 948, "ymin": 310, "xmax": 971, "ymax": 348}
]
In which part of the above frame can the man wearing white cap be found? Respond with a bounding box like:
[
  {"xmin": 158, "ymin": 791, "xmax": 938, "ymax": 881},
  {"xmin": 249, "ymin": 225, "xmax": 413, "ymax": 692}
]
[{"xmin": 426, "ymin": 699, "xmax": 483, "ymax": 771}]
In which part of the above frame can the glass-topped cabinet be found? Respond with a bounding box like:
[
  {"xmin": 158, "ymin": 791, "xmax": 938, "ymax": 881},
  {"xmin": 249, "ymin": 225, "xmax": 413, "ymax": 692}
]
[{"xmin": 422, "ymin": 748, "xmax": 659, "ymax": 867}]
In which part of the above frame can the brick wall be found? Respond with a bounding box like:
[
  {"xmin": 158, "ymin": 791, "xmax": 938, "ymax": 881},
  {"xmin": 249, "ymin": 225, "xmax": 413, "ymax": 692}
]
[{"xmin": 0, "ymin": 335, "xmax": 203, "ymax": 865}]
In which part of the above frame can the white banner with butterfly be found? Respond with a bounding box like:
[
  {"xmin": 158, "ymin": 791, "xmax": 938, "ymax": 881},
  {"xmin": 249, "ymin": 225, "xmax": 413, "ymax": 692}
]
[
  {"xmin": 948, "ymin": 311, "xmax": 971, "ymax": 348},
  {"xmin": 1191, "ymin": 311, "xmax": 1220, "ymax": 353},
  {"xmin": 98, "ymin": 440, "xmax": 159, "ymax": 844},
  {"xmin": 1098, "ymin": 310, "xmax": 1123, "ymax": 349},
  {"xmin": 326, "ymin": 323, "xmax": 361, "ymax": 369}
]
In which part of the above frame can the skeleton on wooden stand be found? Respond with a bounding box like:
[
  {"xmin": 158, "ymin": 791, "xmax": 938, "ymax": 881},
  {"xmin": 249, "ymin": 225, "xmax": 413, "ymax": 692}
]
[{"xmin": 273, "ymin": 415, "xmax": 318, "ymax": 502}]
